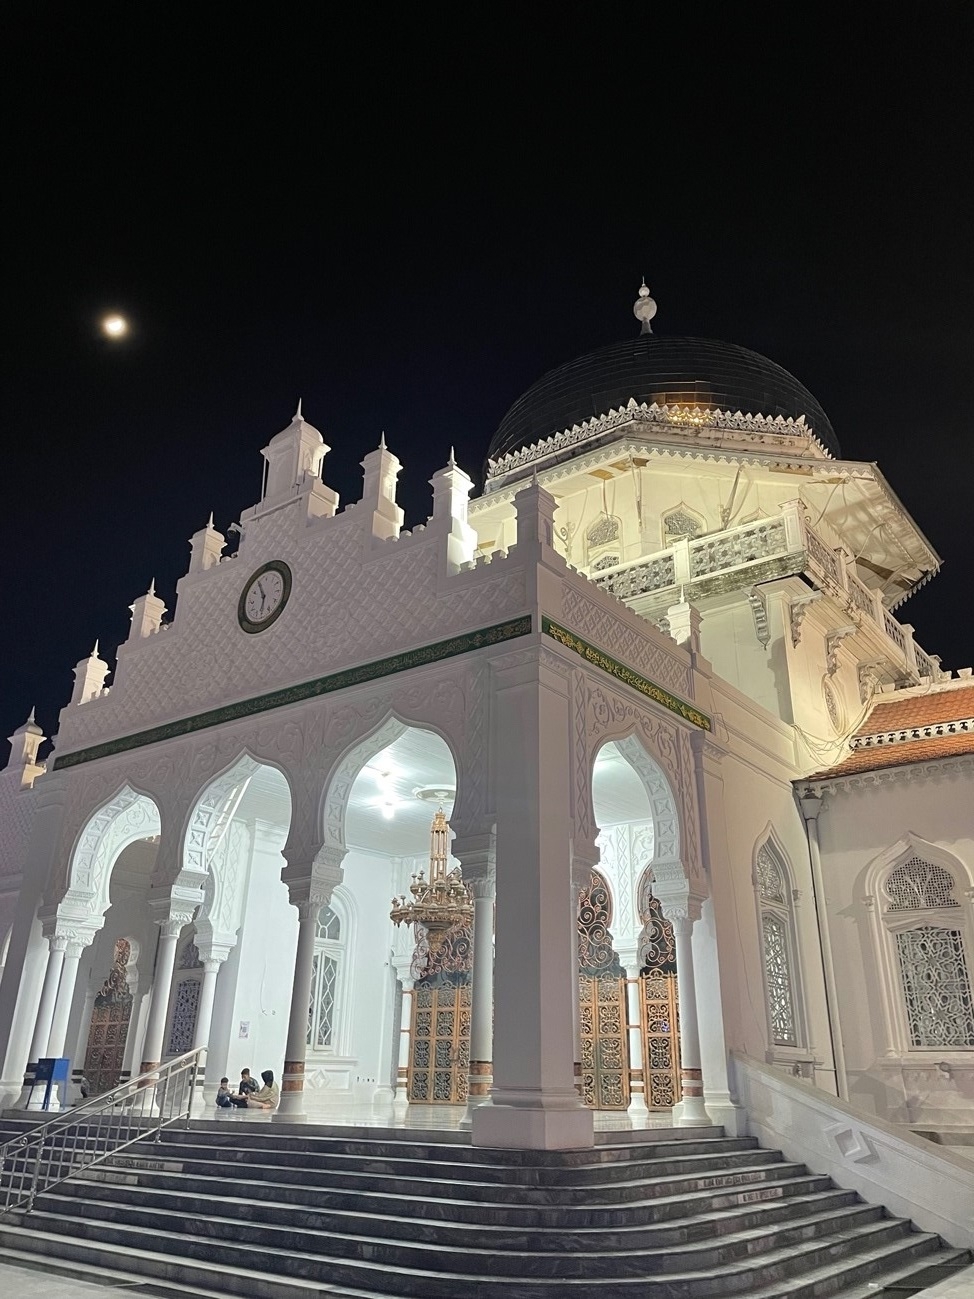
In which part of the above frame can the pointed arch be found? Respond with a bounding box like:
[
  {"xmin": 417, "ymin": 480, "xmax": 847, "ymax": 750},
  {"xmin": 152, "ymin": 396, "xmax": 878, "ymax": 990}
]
[
  {"xmin": 318, "ymin": 713, "xmax": 460, "ymax": 859},
  {"xmin": 61, "ymin": 785, "xmax": 162, "ymax": 921},
  {"xmin": 753, "ymin": 825, "xmax": 807, "ymax": 1053},
  {"xmin": 862, "ymin": 834, "xmax": 974, "ymax": 1052}
]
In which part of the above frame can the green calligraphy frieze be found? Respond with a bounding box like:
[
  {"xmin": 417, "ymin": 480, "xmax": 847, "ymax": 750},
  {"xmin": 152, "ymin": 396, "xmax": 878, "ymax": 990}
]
[
  {"xmin": 542, "ymin": 616, "xmax": 711, "ymax": 731},
  {"xmin": 54, "ymin": 615, "xmax": 534, "ymax": 771}
]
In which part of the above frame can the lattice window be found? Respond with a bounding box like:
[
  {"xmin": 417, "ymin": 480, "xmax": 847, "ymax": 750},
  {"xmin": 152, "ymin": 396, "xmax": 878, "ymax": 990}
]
[
  {"xmin": 307, "ymin": 902, "xmax": 345, "ymax": 1053},
  {"xmin": 886, "ymin": 858, "xmax": 959, "ymax": 911},
  {"xmin": 592, "ymin": 554, "xmax": 621, "ymax": 572},
  {"xmin": 587, "ymin": 515, "xmax": 620, "ymax": 549},
  {"xmin": 663, "ymin": 506, "xmax": 703, "ymax": 542},
  {"xmin": 762, "ymin": 913, "xmax": 797, "ymax": 1046},
  {"xmin": 756, "ymin": 845, "xmax": 786, "ymax": 905},
  {"xmin": 895, "ymin": 926, "xmax": 974, "ymax": 1047},
  {"xmin": 755, "ymin": 837, "xmax": 804, "ymax": 1049}
]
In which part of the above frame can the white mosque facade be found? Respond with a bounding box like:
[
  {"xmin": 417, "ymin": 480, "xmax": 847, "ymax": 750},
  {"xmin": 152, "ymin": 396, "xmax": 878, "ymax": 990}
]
[{"xmin": 0, "ymin": 286, "xmax": 972, "ymax": 1162}]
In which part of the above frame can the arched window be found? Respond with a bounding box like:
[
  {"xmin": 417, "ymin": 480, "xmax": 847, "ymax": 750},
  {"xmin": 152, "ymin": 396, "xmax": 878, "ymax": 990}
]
[
  {"xmin": 662, "ymin": 504, "xmax": 704, "ymax": 545},
  {"xmin": 755, "ymin": 837, "xmax": 804, "ymax": 1050},
  {"xmin": 586, "ymin": 514, "xmax": 623, "ymax": 571},
  {"xmin": 307, "ymin": 902, "xmax": 345, "ymax": 1053},
  {"xmin": 880, "ymin": 855, "xmax": 974, "ymax": 1049}
]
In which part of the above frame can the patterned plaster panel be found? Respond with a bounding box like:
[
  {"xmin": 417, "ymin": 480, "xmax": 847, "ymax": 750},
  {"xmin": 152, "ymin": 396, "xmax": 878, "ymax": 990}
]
[{"xmin": 57, "ymin": 516, "xmax": 527, "ymax": 752}]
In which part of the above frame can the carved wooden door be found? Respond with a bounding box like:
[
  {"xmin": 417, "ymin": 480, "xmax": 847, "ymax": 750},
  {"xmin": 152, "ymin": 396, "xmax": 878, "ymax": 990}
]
[
  {"xmin": 407, "ymin": 918, "xmax": 472, "ymax": 1104},
  {"xmin": 83, "ymin": 938, "xmax": 134, "ymax": 1095},
  {"xmin": 577, "ymin": 870, "xmax": 630, "ymax": 1110},
  {"xmin": 638, "ymin": 892, "xmax": 682, "ymax": 1110}
]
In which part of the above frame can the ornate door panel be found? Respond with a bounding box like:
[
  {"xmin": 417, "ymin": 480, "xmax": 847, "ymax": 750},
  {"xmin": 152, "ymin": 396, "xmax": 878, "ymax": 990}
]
[
  {"xmin": 577, "ymin": 870, "xmax": 630, "ymax": 1110},
  {"xmin": 407, "ymin": 918, "xmax": 472, "ymax": 1104},
  {"xmin": 408, "ymin": 983, "xmax": 471, "ymax": 1103},
  {"xmin": 637, "ymin": 889, "xmax": 681, "ymax": 1110},
  {"xmin": 83, "ymin": 938, "xmax": 134, "ymax": 1095}
]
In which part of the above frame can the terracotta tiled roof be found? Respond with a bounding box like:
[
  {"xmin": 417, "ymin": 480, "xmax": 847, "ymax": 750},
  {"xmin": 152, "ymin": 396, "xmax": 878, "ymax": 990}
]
[
  {"xmin": 807, "ymin": 682, "xmax": 974, "ymax": 780},
  {"xmin": 850, "ymin": 684, "xmax": 974, "ymax": 736}
]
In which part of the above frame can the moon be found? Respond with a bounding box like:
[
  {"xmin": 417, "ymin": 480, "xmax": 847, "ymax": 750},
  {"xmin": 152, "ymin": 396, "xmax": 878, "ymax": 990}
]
[{"xmin": 101, "ymin": 314, "xmax": 129, "ymax": 339}]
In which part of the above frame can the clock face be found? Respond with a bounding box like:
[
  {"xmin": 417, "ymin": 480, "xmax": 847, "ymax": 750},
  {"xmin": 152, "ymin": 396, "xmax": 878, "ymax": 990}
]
[{"xmin": 238, "ymin": 561, "xmax": 292, "ymax": 634}]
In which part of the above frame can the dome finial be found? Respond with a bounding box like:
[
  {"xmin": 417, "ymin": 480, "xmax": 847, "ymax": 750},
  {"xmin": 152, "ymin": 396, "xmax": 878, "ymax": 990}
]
[{"xmin": 634, "ymin": 278, "xmax": 657, "ymax": 335}]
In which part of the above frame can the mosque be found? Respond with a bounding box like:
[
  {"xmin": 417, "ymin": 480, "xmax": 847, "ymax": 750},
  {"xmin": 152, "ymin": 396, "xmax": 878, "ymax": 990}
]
[{"xmin": 0, "ymin": 283, "xmax": 971, "ymax": 1173}]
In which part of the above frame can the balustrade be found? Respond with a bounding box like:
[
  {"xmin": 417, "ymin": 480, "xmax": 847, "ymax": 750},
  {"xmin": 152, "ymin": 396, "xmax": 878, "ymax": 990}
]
[{"xmin": 589, "ymin": 500, "xmax": 937, "ymax": 684}]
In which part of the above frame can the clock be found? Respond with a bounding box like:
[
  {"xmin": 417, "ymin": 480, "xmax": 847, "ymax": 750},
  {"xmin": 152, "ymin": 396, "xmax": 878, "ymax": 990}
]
[{"xmin": 237, "ymin": 560, "xmax": 292, "ymax": 634}]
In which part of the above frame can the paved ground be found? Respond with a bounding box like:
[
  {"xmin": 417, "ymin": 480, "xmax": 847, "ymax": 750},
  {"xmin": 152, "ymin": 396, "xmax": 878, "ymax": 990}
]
[{"xmin": 0, "ymin": 1258, "xmax": 158, "ymax": 1295}]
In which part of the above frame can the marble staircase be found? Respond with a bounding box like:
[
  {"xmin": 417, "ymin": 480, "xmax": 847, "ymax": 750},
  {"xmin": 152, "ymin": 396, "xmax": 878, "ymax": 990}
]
[{"xmin": 0, "ymin": 1115, "xmax": 968, "ymax": 1298}]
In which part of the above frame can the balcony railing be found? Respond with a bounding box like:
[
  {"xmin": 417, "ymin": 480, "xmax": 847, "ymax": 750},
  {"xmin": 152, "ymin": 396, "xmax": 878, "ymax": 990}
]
[{"xmin": 591, "ymin": 500, "xmax": 939, "ymax": 683}]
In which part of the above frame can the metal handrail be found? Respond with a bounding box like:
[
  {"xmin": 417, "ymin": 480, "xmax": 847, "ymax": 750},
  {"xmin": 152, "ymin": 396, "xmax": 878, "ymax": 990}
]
[{"xmin": 0, "ymin": 1046, "xmax": 205, "ymax": 1214}]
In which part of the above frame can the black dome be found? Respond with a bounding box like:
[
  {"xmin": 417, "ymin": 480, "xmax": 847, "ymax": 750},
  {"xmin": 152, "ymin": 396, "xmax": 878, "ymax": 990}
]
[{"xmin": 489, "ymin": 334, "xmax": 839, "ymax": 463}]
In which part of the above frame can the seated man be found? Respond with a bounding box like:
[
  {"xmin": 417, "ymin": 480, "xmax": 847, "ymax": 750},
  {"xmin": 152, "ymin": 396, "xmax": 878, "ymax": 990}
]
[
  {"xmin": 229, "ymin": 1067, "xmax": 260, "ymax": 1107},
  {"xmin": 247, "ymin": 1069, "xmax": 280, "ymax": 1110}
]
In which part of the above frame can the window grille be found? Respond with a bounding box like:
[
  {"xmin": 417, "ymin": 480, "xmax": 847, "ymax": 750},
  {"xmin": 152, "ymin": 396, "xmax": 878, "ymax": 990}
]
[
  {"xmin": 307, "ymin": 903, "xmax": 344, "ymax": 1052},
  {"xmin": 756, "ymin": 845, "xmax": 786, "ymax": 904},
  {"xmin": 663, "ymin": 508, "xmax": 702, "ymax": 541},
  {"xmin": 895, "ymin": 925, "xmax": 974, "ymax": 1047},
  {"xmin": 592, "ymin": 554, "xmax": 621, "ymax": 572},
  {"xmin": 587, "ymin": 515, "xmax": 620, "ymax": 548},
  {"xmin": 762, "ymin": 913, "xmax": 797, "ymax": 1046},
  {"xmin": 755, "ymin": 838, "xmax": 803, "ymax": 1049},
  {"xmin": 886, "ymin": 858, "xmax": 959, "ymax": 911}
]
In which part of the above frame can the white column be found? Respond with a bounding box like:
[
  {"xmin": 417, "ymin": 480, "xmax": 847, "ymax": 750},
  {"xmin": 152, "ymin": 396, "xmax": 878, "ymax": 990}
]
[
  {"xmin": 139, "ymin": 921, "xmax": 184, "ymax": 1072},
  {"xmin": 624, "ymin": 963, "xmax": 649, "ymax": 1119},
  {"xmin": 472, "ymin": 653, "xmax": 593, "ymax": 1151},
  {"xmin": 47, "ymin": 939, "xmax": 86, "ymax": 1059},
  {"xmin": 275, "ymin": 900, "xmax": 318, "ymax": 1119},
  {"xmin": 28, "ymin": 936, "xmax": 67, "ymax": 1065},
  {"xmin": 23, "ymin": 936, "xmax": 67, "ymax": 1109},
  {"xmin": 668, "ymin": 912, "xmax": 711, "ymax": 1126},
  {"xmin": 193, "ymin": 958, "xmax": 222, "ymax": 1053},
  {"xmin": 460, "ymin": 876, "xmax": 495, "ymax": 1127}
]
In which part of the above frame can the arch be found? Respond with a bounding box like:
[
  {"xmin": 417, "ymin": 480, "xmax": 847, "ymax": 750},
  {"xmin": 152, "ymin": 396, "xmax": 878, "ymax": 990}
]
[
  {"xmin": 862, "ymin": 834, "xmax": 974, "ymax": 1053},
  {"xmin": 753, "ymin": 825, "xmax": 807, "ymax": 1053},
  {"xmin": 61, "ymin": 785, "xmax": 162, "ymax": 921},
  {"xmin": 318, "ymin": 713, "xmax": 461, "ymax": 859},
  {"xmin": 661, "ymin": 502, "xmax": 705, "ymax": 545}
]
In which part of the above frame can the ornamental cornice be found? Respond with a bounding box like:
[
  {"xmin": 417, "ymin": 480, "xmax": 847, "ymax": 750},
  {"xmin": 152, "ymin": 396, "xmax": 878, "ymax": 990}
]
[
  {"xmin": 850, "ymin": 717, "xmax": 974, "ymax": 750},
  {"xmin": 796, "ymin": 751, "xmax": 974, "ymax": 795},
  {"xmin": 483, "ymin": 400, "xmax": 832, "ymax": 490}
]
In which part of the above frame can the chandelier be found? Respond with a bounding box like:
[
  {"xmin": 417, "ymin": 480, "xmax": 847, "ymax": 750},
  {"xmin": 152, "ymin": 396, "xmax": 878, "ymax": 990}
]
[{"xmin": 390, "ymin": 809, "xmax": 472, "ymax": 950}]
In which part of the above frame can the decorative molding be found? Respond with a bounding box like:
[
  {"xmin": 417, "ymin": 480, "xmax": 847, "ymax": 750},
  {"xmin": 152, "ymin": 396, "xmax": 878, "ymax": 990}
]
[
  {"xmin": 747, "ymin": 588, "xmax": 771, "ymax": 649},
  {"xmin": 790, "ymin": 592, "xmax": 822, "ymax": 648},
  {"xmin": 543, "ymin": 617, "xmax": 710, "ymax": 731},
  {"xmin": 799, "ymin": 751, "xmax": 974, "ymax": 794},
  {"xmin": 826, "ymin": 625, "xmax": 857, "ymax": 677},
  {"xmin": 54, "ymin": 616, "xmax": 532, "ymax": 771},
  {"xmin": 851, "ymin": 717, "xmax": 974, "ymax": 750}
]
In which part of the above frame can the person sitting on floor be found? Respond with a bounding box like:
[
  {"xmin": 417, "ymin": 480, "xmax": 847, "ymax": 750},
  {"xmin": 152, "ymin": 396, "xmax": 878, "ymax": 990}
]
[
  {"xmin": 215, "ymin": 1077, "xmax": 233, "ymax": 1108},
  {"xmin": 247, "ymin": 1069, "xmax": 280, "ymax": 1110},
  {"xmin": 229, "ymin": 1067, "xmax": 259, "ymax": 1107}
]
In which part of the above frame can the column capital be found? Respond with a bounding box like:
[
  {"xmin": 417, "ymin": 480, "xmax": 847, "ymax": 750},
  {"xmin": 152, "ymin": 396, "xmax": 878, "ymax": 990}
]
[
  {"xmin": 48, "ymin": 933, "xmax": 69, "ymax": 955},
  {"xmin": 148, "ymin": 895, "xmax": 197, "ymax": 938},
  {"xmin": 665, "ymin": 908, "xmax": 700, "ymax": 936},
  {"xmin": 467, "ymin": 876, "xmax": 496, "ymax": 901}
]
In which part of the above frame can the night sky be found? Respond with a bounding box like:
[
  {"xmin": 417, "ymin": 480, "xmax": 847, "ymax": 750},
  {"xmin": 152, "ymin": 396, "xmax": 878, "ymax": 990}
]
[{"xmin": 3, "ymin": 12, "xmax": 973, "ymax": 754}]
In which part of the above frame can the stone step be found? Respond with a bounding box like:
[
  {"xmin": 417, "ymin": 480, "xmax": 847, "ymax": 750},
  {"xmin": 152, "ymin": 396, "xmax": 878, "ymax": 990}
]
[
  {"xmin": 731, "ymin": 1238, "xmax": 971, "ymax": 1299},
  {"xmin": 36, "ymin": 1187, "xmax": 893, "ymax": 1278},
  {"xmin": 56, "ymin": 1174, "xmax": 862, "ymax": 1249},
  {"xmin": 150, "ymin": 1132, "xmax": 768, "ymax": 1184},
  {"xmin": 0, "ymin": 1207, "xmax": 934, "ymax": 1297},
  {"xmin": 83, "ymin": 1157, "xmax": 826, "ymax": 1226},
  {"xmin": 103, "ymin": 1147, "xmax": 801, "ymax": 1205}
]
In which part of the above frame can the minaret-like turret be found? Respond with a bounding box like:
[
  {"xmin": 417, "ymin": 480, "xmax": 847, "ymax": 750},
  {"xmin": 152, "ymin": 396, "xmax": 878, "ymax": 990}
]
[
  {"xmin": 187, "ymin": 513, "xmax": 225, "ymax": 575},
  {"xmin": 633, "ymin": 277, "xmax": 657, "ymax": 335},
  {"xmin": 5, "ymin": 709, "xmax": 45, "ymax": 787},
  {"xmin": 360, "ymin": 432, "xmax": 404, "ymax": 543},
  {"xmin": 429, "ymin": 448, "xmax": 476, "ymax": 573},
  {"xmin": 126, "ymin": 578, "xmax": 168, "ymax": 641},
  {"xmin": 252, "ymin": 401, "xmax": 338, "ymax": 522},
  {"xmin": 70, "ymin": 642, "xmax": 110, "ymax": 705}
]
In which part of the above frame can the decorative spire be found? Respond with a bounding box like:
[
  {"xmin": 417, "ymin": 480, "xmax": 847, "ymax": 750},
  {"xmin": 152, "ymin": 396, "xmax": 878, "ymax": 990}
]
[
  {"xmin": 148, "ymin": 577, "xmax": 156, "ymax": 597},
  {"xmin": 633, "ymin": 277, "xmax": 657, "ymax": 335},
  {"xmin": 92, "ymin": 639, "xmax": 100, "ymax": 658},
  {"xmin": 447, "ymin": 445, "xmax": 456, "ymax": 468},
  {"xmin": 206, "ymin": 510, "xmax": 214, "ymax": 529},
  {"xmin": 379, "ymin": 430, "xmax": 387, "ymax": 450},
  {"xmin": 26, "ymin": 706, "xmax": 36, "ymax": 727},
  {"xmin": 293, "ymin": 397, "xmax": 303, "ymax": 422}
]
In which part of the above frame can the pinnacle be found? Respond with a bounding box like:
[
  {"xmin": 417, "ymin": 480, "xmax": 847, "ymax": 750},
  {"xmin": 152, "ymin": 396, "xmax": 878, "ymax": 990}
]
[
  {"xmin": 293, "ymin": 397, "xmax": 303, "ymax": 422},
  {"xmin": 148, "ymin": 577, "xmax": 156, "ymax": 597}
]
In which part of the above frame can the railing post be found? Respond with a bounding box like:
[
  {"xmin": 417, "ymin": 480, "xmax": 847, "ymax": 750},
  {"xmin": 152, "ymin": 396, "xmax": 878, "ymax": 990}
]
[
  {"xmin": 779, "ymin": 499, "xmax": 804, "ymax": 552},
  {"xmin": 899, "ymin": 623, "xmax": 920, "ymax": 677}
]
